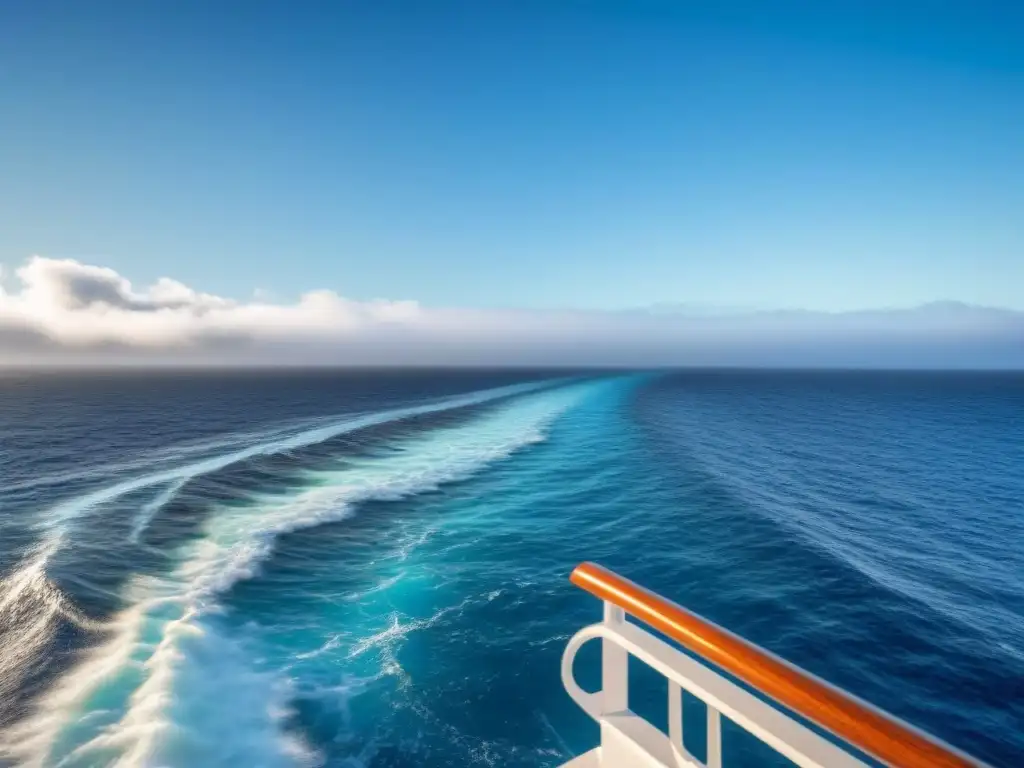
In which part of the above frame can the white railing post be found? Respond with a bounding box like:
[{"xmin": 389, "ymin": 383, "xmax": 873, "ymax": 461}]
[
  {"xmin": 669, "ymin": 679, "xmax": 687, "ymax": 766},
  {"xmin": 707, "ymin": 706, "xmax": 723, "ymax": 768},
  {"xmin": 602, "ymin": 601, "xmax": 629, "ymax": 715}
]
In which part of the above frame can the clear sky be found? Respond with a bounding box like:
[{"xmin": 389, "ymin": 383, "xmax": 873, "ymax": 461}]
[{"xmin": 2, "ymin": 1, "xmax": 1022, "ymax": 312}]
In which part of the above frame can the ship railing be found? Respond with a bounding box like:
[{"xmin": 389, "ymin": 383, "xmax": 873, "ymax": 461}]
[{"xmin": 559, "ymin": 562, "xmax": 984, "ymax": 768}]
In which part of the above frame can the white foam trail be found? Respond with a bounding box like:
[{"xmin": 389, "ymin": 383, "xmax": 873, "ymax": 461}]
[
  {"xmin": 16, "ymin": 379, "xmax": 554, "ymax": 561},
  {"xmin": 2, "ymin": 418, "xmax": 326, "ymax": 496},
  {"xmin": 347, "ymin": 604, "xmax": 468, "ymax": 660},
  {"xmin": 83, "ymin": 608, "xmax": 314, "ymax": 768},
  {"xmin": 189, "ymin": 383, "xmax": 588, "ymax": 597},
  {"xmin": 129, "ymin": 477, "xmax": 188, "ymax": 543},
  {"xmin": 1, "ymin": 380, "xmax": 594, "ymax": 767},
  {"xmin": 342, "ymin": 571, "xmax": 406, "ymax": 602}
]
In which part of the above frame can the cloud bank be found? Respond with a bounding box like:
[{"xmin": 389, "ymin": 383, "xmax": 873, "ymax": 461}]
[{"xmin": 1, "ymin": 256, "xmax": 1021, "ymax": 368}]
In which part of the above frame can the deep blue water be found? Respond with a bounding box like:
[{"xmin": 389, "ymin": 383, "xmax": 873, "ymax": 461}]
[{"xmin": 0, "ymin": 370, "xmax": 1021, "ymax": 767}]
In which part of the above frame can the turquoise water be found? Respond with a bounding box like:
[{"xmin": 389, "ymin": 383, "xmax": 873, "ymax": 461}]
[{"xmin": 0, "ymin": 371, "xmax": 1021, "ymax": 766}]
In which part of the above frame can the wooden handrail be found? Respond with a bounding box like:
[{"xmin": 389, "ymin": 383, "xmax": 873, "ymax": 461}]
[{"xmin": 570, "ymin": 562, "xmax": 982, "ymax": 768}]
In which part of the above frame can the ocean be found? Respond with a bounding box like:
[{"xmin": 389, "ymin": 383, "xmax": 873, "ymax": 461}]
[{"xmin": 0, "ymin": 370, "xmax": 1021, "ymax": 767}]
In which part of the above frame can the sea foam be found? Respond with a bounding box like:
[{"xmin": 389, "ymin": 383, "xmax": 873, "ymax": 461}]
[{"xmin": 1, "ymin": 380, "xmax": 592, "ymax": 767}]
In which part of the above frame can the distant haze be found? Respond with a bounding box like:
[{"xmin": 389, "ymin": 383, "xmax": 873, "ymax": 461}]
[{"xmin": 1, "ymin": 256, "xmax": 1020, "ymax": 369}]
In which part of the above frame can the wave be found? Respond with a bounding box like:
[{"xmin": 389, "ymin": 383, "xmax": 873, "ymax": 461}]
[
  {"xmin": 129, "ymin": 478, "xmax": 189, "ymax": 544},
  {"xmin": 0, "ymin": 378, "xmax": 557, "ymax": 643},
  {"xmin": 33, "ymin": 379, "xmax": 555, "ymax": 536},
  {"xmin": 0, "ymin": 550, "xmax": 109, "ymax": 722},
  {"xmin": 341, "ymin": 571, "xmax": 407, "ymax": 603},
  {"xmin": 0, "ymin": 379, "xmax": 564, "ymax": 757},
  {"xmin": 668, "ymin": 422, "xmax": 1024, "ymax": 665},
  {"xmin": 2, "ymin": 417, "xmax": 337, "ymax": 498},
  {"xmin": 0, "ymin": 380, "xmax": 595, "ymax": 766}
]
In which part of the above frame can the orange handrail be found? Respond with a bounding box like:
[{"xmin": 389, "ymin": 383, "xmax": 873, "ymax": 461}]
[{"xmin": 570, "ymin": 562, "xmax": 982, "ymax": 768}]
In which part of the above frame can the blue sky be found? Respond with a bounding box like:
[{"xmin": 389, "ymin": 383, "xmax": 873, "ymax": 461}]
[{"xmin": 2, "ymin": 1, "xmax": 1022, "ymax": 312}]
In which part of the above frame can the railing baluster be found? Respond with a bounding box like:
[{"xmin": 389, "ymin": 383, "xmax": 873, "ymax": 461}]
[
  {"xmin": 602, "ymin": 602, "xmax": 629, "ymax": 714},
  {"xmin": 707, "ymin": 706, "xmax": 722, "ymax": 768},
  {"xmin": 669, "ymin": 679, "xmax": 685, "ymax": 764}
]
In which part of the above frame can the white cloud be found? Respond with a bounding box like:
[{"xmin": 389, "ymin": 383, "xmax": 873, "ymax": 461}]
[
  {"xmin": 0, "ymin": 256, "xmax": 426, "ymax": 348},
  {"xmin": 0, "ymin": 255, "xmax": 1020, "ymax": 367}
]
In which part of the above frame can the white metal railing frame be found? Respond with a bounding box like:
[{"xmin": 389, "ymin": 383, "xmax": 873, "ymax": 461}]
[{"xmin": 560, "ymin": 601, "xmax": 868, "ymax": 768}]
